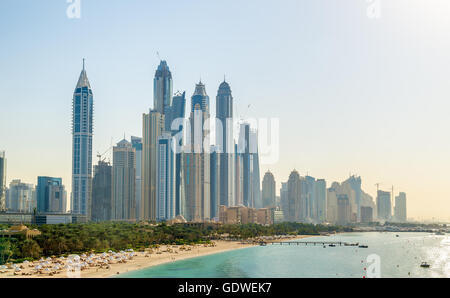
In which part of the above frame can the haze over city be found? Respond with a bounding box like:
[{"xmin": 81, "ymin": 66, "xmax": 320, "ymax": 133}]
[{"xmin": 1, "ymin": 0, "xmax": 450, "ymax": 221}]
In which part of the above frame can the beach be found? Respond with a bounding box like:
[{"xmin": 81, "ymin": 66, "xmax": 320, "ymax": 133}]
[{"xmin": 0, "ymin": 235, "xmax": 314, "ymax": 278}]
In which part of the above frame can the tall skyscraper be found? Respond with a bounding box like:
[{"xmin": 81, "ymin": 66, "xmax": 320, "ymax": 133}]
[
  {"xmin": 71, "ymin": 60, "xmax": 93, "ymax": 219},
  {"xmin": 0, "ymin": 151, "xmax": 6, "ymax": 211},
  {"xmin": 112, "ymin": 139, "xmax": 136, "ymax": 221},
  {"xmin": 36, "ymin": 177, "xmax": 67, "ymax": 214},
  {"xmin": 376, "ymin": 190, "xmax": 392, "ymax": 221},
  {"xmin": 344, "ymin": 175, "xmax": 362, "ymax": 221},
  {"xmin": 154, "ymin": 60, "xmax": 173, "ymax": 129},
  {"xmin": 210, "ymin": 145, "xmax": 220, "ymax": 220},
  {"xmin": 280, "ymin": 182, "xmax": 288, "ymax": 217},
  {"xmin": 170, "ymin": 91, "xmax": 186, "ymax": 216},
  {"xmin": 131, "ymin": 136, "xmax": 143, "ymax": 220},
  {"xmin": 304, "ymin": 176, "xmax": 316, "ymax": 220},
  {"xmin": 184, "ymin": 81, "xmax": 210, "ymax": 221},
  {"xmin": 394, "ymin": 192, "xmax": 407, "ymax": 222},
  {"xmin": 91, "ymin": 160, "xmax": 112, "ymax": 222},
  {"xmin": 250, "ymin": 129, "xmax": 262, "ymax": 209},
  {"xmin": 142, "ymin": 110, "xmax": 165, "ymax": 221},
  {"xmin": 337, "ymin": 194, "xmax": 351, "ymax": 225},
  {"xmin": 262, "ymin": 171, "xmax": 276, "ymax": 208},
  {"xmin": 315, "ymin": 179, "xmax": 327, "ymax": 223},
  {"xmin": 156, "ymin": 133, "xmax": 176, "ymax": 221},
  {"xmin": 216, "ymin": 80, "xmax": 234, "ymax": 207},
  {"xmin": 6, "ymin": 180, "xmax": 35, "ymax": 213},
  {"xmin": 287, "ymin": 170, "xmax": 302, "ymax": 222}
]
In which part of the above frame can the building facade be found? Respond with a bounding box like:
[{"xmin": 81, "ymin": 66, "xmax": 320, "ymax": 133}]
[
  {"xmin": 262, "ymin": 171, "xmax": 276, "ymax": 208},
  {"xmin": 394, "ymin": 192, "xmax": 407, "ymax": 222},
  {"xmin": 71, "ymin": 60, "xmax": 93, "ymax": 219},
  {"xmin": 156, "ymin": 133, "xmax": 176, "ymax": 221},
  {"xmin": 6, "ymin": 180, "xmax": 35, "ymax": 213},
  {"xmin": 91, "ymin": 160, "xmax": 112, "ymax": 222},
  {"xmin": 142, "ymin": 110, "xmax": 165, "ymax": 221},
  {"xmin": 131, "ymin": 136, "xmax": 142, "ymax": 220},
  {"xmin": 376, "ymin": 190, "xmax": 392, "ymax": 221},
  {"xmin": 112, "ymin": 139, "xmax": 136, "ymax": 221},
  {"xmin": 36, "ymin": 177, "xmax": 67, "ymax": 214},
  {"xmin": 0, "ymin": 151, "xmax": 6, "ymax": 211}
]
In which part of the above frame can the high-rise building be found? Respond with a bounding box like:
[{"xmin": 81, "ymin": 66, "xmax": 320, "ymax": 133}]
[
  {"xmin": 112, "ymin": 139, "xmax": 136, "ymax": 221},
  {"xmin": 0, "ymin": 151, "xmax": 6, "ymax": 211},
  {"xmin": 184, "ymin": 81, "xmax": 210, "ymax": 221},
  {"xmin": 156, "ymin": 133, "xmax": 176, "ymax": 221},
  {"xmin": 262, "ymin": 171, "xmax": 276, "ymax": 208},
  {"xmin": 326, "ymin": 185, "xmax": 338, "ymax": 223},
  {"xmin": 280, "ymin": 182, "xmax": 288, "ymax": 218},
  {"xmin": 361, "ymin": 206, "xmax": 373, "ymax": 223},
  {"xmin": 315, "ymin": 179, "xmax": 327, "ymax": 222},
  {"xmin": 142, "ymin": 110, "xmax": 165, "ymax": 221},
  {"xmin": 216, "ymin": 80, "xmax": 234, "ymax": 208},
  {"xmin": 376, "ymin": 190, "xmax": 392, "ymax": 221},
  {"xmin": 91, "ymin": 160, "xmax": 112, "ymax": 222},
  {"xmin": 337, "ymin": 194, "xmax": 351, "ymax": 225},
  {"xmin": 154, "ymin": 60, "xmax": 173, "ymax": 129},
  {"xmin": 36, "ymin": 177, "xmax": 67, "ymax": 214},
  {"xmin": 304, "ymin": 176, "xmax": 316, "ymax": 221},
  {"xmin": 250, "ymin": 129, "xmax": 262, "ymax": 209},
  {"xmin": 71, "ymin": 60, "xmax": 94, "ymax": 219},
  {"xmin": 394, "ymin": 192, "xmax": 407, "ymax": 222},
  {"xmin": 343, "ymin": 176, "xmax": 362, "ymax": 221},
  {"xmin": 287, "ymin": 170, "xmax": 302, "ymax": 222},
  {"xmin": 210, "ymin": 146, "xmax": 220, "ymax": 220},
  {"xmin": 170, "ymin": 91, "xmax": 186, "ymax": 216},
  {"xmin": 131, "ymin": 136, "xmax": 143, "ymax": 220},
  {"xmin": 6, "ymin": 180, "xmax": 35, "ymax": 213}
]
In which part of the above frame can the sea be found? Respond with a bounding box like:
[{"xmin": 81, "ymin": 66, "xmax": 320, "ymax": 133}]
[{"xmin": 118, "ymin": 232, "xmax": 449, "ymax": 278}]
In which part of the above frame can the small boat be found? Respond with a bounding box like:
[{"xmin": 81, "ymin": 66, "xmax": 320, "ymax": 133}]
[
  {"xmin": 358, "ymin": 245, "xmax": 368, "ymax": 248},
  {"xmin": 435, "ymin": 231, "xmax": 445, "ymax": 236},
  {"xmin": 420, "ymin": 262, "xmax": 430, "ymax": 268},
  {"xmin": 329, "ymin": 244, "xmax": 336, "ymax": 247},
  {"xmin": 396, "ymin": 235, "xmax": 399, "ymax": 237}
]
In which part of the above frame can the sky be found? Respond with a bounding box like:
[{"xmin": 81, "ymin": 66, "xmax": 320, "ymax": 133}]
[{"xmin": 0, "ymin": 0, "xmax": 450, "ymax": 221}]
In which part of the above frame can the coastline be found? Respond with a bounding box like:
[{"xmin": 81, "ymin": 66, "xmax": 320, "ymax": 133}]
[{"xmin": 0, "ymin": 235, "xmax": 316, "ymax": 278}]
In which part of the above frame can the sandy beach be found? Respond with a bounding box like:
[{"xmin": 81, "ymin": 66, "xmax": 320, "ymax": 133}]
[{"xmin": 0, "ymin": 235, "xmax": 315, "ymax": 278}]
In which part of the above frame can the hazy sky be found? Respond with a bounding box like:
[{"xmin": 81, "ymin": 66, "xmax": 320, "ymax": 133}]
[{"xmin": 1, "ymin": 0, "xmax": 449, "ymax": 221}]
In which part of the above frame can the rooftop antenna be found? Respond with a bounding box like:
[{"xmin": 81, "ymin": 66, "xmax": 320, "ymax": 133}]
[
  {"xmin": 156, "ymin": 51, "xmax": 161, "ymax": 61},
  {"xmin": 82, "ymin": 58, "xmax": 85, "ymax": 70},
  {"xmin": 375, "ymin": 183, "xmax": 380, "ymax": 192}
]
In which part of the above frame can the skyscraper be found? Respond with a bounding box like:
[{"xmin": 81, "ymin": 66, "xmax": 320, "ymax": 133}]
[
  {"xmin": 91, "ymin": 160, "xmax": 112, "ymax": 222},
  {"xmin": 6, "ymin": 180, "xmax": 35, "ymax": 213},
  {"xmin": 280, "ymin": 182, "xmax": 288, "ymax": 217},
  {"xmin": 262, "ymin": 171, "xmax": 276, "ymax": 208},
  {"xmin": 156, "ymin": 133, "xmax": 176, "ymax": 221},
  {"xmin": 216, "ymin": 80, "xmax": 234, "ymax": 208},
  {"xmin": 376, "ymin": 190, "xmax": 392, "ymax": 221},
  {"xmin": 36, "ymin": 177, "xmax": 67, "ymax": 214},
  {"xmin": 287, "ymin": 170, "xmax": 302, "ymax": 222},
  {"xmin": 315, "ymin": 179, "xmax": 327, "ymax": 223},
  {"xmin": 184, "ymin": 81, "xmax": 210, "ymax": 221},
  {"xmin": 250, "ymin": 129, "xmax": 262, "ymax": 209},
  {"xmin": 0, "ymin": 151, "xmax": 6, "ymax": 211},
  {"xmin": 170, "ymin": 91, "xmax": 186, "ymax": 216},
  {"xmin": 71, "ymin": 60, "xmax": 93, "ymax": 219},
  {"xmin": 142, "ymin": 110, "xmax": 165, "ymax": 221},
  {"xmin": 112, "ymin": 139, "xmax": 136, "ymax": 221},
  {"xmin": 131, "ymin": 136, "xmax": 143, "ymax": 220},
  {"xmin": 394, "ymin": 192, "xmax": 407, "ymax": 222},
  {"xmin": 337, "ymin": 194, "xmax": 351, "ymax": 225},
  {"xmin": 210, "ymin": 145, "xmax": 221, "ymax": 220},
  {"xmin": 154, "ymin": 60, "xmax": 173, "ymax": 129}
]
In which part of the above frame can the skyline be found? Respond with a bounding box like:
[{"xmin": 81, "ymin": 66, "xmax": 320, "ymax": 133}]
[{"xmin": 1, "ymin": 0, "xmax": 450, "ymax": 221}]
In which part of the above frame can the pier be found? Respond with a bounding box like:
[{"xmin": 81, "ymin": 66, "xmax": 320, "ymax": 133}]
[{"xmin": 260, "ymin": 241, "xmax": 359, "ymax": 247}]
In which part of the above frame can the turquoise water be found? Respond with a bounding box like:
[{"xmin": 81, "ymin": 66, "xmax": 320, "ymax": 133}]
[{"xmin": 119, "ymin": 232, "xmax": 449, "ymax": 278}]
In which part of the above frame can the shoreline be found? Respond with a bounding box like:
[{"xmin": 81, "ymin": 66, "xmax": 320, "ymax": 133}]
[{"xmin": 0, "ymin": 235, "xmax": 316, "ymax": 278}]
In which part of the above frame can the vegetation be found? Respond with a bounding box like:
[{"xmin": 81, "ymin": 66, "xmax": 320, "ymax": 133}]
[{"xmin": 0, "ymin": 221, "xmax": 348, "ymax": 264}]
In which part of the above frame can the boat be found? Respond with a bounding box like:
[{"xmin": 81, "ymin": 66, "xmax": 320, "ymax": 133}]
[
  {"xmin": 396, "ymin": 235, "xmax": 399, "ymax": 237},
  {"xmin": 329, "ymin": 244, "xmax": 336, "ymax": 247},
  {"xmin": 435, "ymin": 231, "xmax": 445, "ymax": 236},
  {"xmin": 420, "ymin": 262, "xmax": 430, "ymax": 268},
  {"xmin": 358, "ymin": 245, "xmax": 368, "ymax": 248}
]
